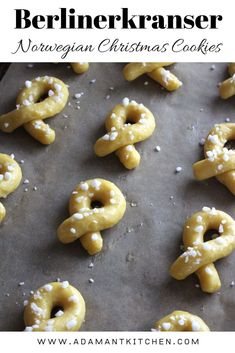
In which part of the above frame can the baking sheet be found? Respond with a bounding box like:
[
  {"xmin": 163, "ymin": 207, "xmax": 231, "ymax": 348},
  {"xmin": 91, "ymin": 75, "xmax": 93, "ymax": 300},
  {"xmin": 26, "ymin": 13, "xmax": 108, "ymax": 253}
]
[{"xmin": 0, "ymin": 63, "xmax": 235, "ymax": 331}]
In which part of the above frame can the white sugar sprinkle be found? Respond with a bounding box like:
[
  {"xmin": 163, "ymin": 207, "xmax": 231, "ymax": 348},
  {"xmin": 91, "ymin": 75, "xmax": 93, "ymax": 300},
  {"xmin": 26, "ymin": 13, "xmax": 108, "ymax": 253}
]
[
  {"xmin": 218, "ymin": 224, "xmax": 224, "ymax": 233},
  {"xmin": 199, "ymin": 138, "xmax": 206, "ymax": 146},
  {"xmin": 194, "ymin": 225, "xmax": 203, "ymax": 233},
  {"xmin": 162, "ymin": 322, "xmax": 171, "ymax": 330},
  {"xmin": 110, "ymin": 131, "xmax": 118, "ymax": 141},
  {"xmin": 80, "ymin": 182, "xmax": 89, "ymax": 191},
  {"xmin": 61, "ymin": 281, "xmax": 69, "ymax": 288},
  {"xmin": 75, "ymin": 196, "xmax": 84, "ymax": 203},
  {"xmin": 175, "ymin": 167, "xmax": 182, "ymax": 173},
  {"xmin": 202, "ymin": 243, "xmax": 212, "ymax": 250},
  {"xmin": 125, "ymin": 145, "xmax": 134, "ymax": 151},
  {"xmin": 4, "ymin": 172, "xmax": 12, "ymax": 181},
  {"xmin": 23, "ymin": 99, "xmax": 31, "ymax": 106},
  {"xmin": 25, "ymin": 326, "xmax": 33, "ymax": 331},
  {"xmin": 66, "ymin": 319, "xmax": 77, "ymax": 330},
  {"xmin": 196, "ymin": 215, "xmax": 203, "ymax": 223},
  {"xmin": 54, "ymin": 83, "xmax": 62, "ymax": 92},
  {"xmin": 91, "ymin": 233, "xmax": 99, "ymax": 241},
  {"xmin": 207, "ymin": 134, "xmax": 220, "ymax": 145},
  {"xmin": 154, "ymin": 145, "xmax": 161, "ymax": 152},
  {"xmin": 178, "ymin": 319, "xmax": 185, "ymax": 326},
  {"xmin": 31, "ymin": 302, "xmax": 43, "ymax": 315},
  {"xmin": 43, "ymin": 284, "xmax": 53, "ymax": 292},
  {"xmin": 73, "ymin": 213, "xmax": 84, "ymax": 220},
  {"xmin": 68, "ymin": 295, "xmax": 78, "ymax": 303},
  {"xmin": 205, "ymin": 267, "xmax": 213, "ymax": 275},
  {"xmin": 215, "ymin": 237, "xmax": 225, "ymax": 244},
  {"xmin": 91, "ymin": 179, "xmax": 101, "ymax": 190},
  {"xmin": 102, "ymin": 134, "xmax": 110, "ymax": 140},
  {"xmin": 192, "ymin": 320, "xmax": 201, "ymax": 331},
  {"xmin": 55, "ymin": 310, "xmax": 64, "ymax": 317},
  {"xmin": 25, "ymin": 80, "xmax": 32, "ymax": 88},
  {"xmin": 122, "ymin": 97, "xmax": 129, "ymax": 106}
]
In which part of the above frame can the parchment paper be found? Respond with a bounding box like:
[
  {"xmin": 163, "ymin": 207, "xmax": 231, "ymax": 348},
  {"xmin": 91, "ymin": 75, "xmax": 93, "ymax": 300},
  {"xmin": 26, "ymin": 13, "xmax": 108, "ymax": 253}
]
[{"xmin": 0, "ymin": 63, "xmax": 235, "ymax": 331}]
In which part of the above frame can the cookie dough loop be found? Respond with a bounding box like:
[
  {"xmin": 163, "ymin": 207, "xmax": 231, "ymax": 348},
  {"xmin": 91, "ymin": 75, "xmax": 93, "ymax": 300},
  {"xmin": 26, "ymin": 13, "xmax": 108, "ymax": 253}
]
[
  {"xmin": 94, "ymin": 99, "xmax": 156, "ymax": 169},
  {"xmin": 0, "ymin": 153, "xmax": 22, "ymax": 222},
  {"xmin": 0, "ymin": 76, "xmax": 69, "ymax": 145},
  {"xmin": 193, "ymin": 123, "xmax": 235, "ymax": 195},
  {"xmin": 57, "ymin": 178, "xmax": 126, "ymax": 255},
  {"xmin": 24, "ymin": 282, "xmax": 86, "ymax": 332},
  {"xmin": 170, "ymin": 207, "xmax": 235, "ymax": 293},
  {"xmin": 123, "ymin": 62, "xmax": 182, "ymax": 91},
  {"xmin": 154, "ymin": 311, "xmax": 210, "ymax": 331}
]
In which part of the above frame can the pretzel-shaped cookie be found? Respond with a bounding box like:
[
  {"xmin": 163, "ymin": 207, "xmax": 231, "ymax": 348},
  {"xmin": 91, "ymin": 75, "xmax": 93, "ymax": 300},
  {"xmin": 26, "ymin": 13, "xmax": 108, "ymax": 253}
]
[
  {"xmin": 70, "ymin": 63, "xmax": 89, "ymax": 74},
  {"xmin": 0, "ymin": 76, "xmax": 69, "ymax": 145},
  {"xmin": 123, "ymin": 62, "xmax": 182, "ymax": 91},
  {"xmin": 170, "ymin": 207, "xmax": 235, "ymax": 293},
  {"xmin": 154, "ymin": 311, "xmax": 210, "ymax": 331},
  {"xmin": 0, "ymin": 153, "xmax": 22, "ymax": 223},
  {"xmin": 94, "ymin": 99, "xmax": 156, "ymax": 169},
  {"xmin": 219, "ymin": 63, "xmax": 235, "ymax": 99},
  {"xmin": 193, "ymin": 123, "xmax": 235, "ymax": 195},
  {"xmin": 24, "ymin": 282, "xmax": 85, "ymax": 331},
  {"xmin": 57, "ymin": 178, "xmax": 126, "ymax": 255}
]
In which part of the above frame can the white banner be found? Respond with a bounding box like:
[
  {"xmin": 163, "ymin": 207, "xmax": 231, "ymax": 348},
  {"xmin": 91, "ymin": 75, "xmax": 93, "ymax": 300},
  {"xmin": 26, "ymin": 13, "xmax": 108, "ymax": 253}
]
[
  {"xmin": 0, "ymin": 332, "xmax": 234, "ymax": 352},
  {"xmin": 0, "ymin": 0, "xmax": 234, "ymax": 61}
]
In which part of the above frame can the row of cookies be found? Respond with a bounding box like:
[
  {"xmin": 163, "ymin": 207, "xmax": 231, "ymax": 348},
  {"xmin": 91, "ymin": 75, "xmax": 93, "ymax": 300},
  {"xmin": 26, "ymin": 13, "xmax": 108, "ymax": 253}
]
[{"xmin": 23, "ymin": 281, "xmax": 210, "ymax": 332}]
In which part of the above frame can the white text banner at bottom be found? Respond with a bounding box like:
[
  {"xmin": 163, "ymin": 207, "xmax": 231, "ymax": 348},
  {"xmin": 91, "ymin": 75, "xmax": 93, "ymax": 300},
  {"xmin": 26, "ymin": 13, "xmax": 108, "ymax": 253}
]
[{"xmin": 0, "ymin": 332, "xmax": 234, "ymax": 353}]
